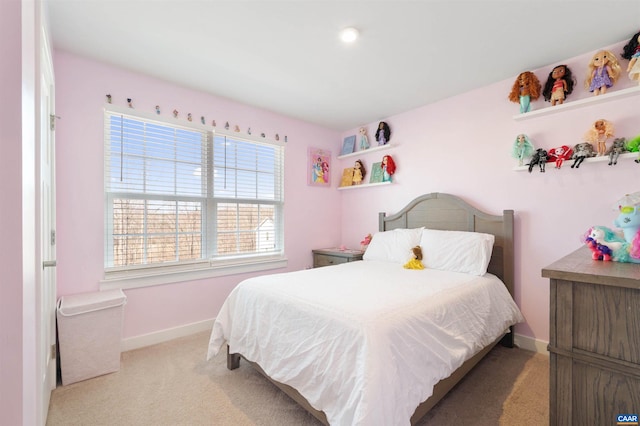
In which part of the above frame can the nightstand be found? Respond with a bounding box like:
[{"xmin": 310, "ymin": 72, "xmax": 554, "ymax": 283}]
[{"xmin": 312, "ymin": 248, "xmax": 364, "ymax": 268}]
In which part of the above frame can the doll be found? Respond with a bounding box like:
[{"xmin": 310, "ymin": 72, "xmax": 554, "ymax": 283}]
[
  {"xmin": 511, "ymin": 134, "xmax": 534, "ymax": 166},
  {"xmin": 584, "ymin": 50, "xmax": 621, "ymax": 96},
  {"xmin": 527, "ymin": 148, "xmax": 548, "ymax": 173},
  {"xmin": 375, "ymin": 122, "xmax": 391, "ymax": 145},
  {"xmin": 621, "ymin": 31, "xmax": 640, "ymax": 84},
  {"xmin": 359, "ymin": 127, "xmax": 370, "ymax": 150},
  {"xmin": 547, "ymin": 145, "xmax": 573, "ymax": 169},
  {"xmin": 352, "ymin": 160, "xmax": 366, "ymax": 185},
  {"xmin": 570, "ymin": 143, "xmax": 596, "ymax": 168},
  {"xmin": 508, "ymin": 71, "xmax": 541, "ymax": 113},
  {"xmin": 403, "ymin": 246, "xmax": 424, "ymax": 270},
  {"xmin": 542, "ymin": 65, "xmax": 575, "ymax": 106},
  {"xmin": 360, "ymin": 233, "xmax": 372, "ymax": 251},
  {"xmin": 584, "ymin": 119, "xmax": 614, "ymax": 156},
  {"xmin": 605, "ymin": 138, "xmax": 627, "ymax": 166},
  {"xmin": 381, "ymin": 155, "xmax": 396, "ymax": 182}
]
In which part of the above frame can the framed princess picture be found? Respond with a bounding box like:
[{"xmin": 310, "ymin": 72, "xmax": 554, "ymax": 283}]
[{"xmin": 308, "ymin": 147, "xmax": 331, "ymax": 186}]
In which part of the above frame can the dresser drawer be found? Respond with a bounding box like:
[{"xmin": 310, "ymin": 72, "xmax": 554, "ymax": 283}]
[{"xmin": 313, "ymin": 254, "xmax": 349, "ymax": 268}]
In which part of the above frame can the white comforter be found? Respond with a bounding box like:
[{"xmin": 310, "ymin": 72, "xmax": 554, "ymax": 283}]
[{"xmin": 207, "ymin": 260, "xmax": 524, "ymax": 426}]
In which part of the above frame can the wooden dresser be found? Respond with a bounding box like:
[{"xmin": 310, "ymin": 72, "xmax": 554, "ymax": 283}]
[{"xmin": 542, "ymin": 246, "xmax": 640, "ymax": 425}]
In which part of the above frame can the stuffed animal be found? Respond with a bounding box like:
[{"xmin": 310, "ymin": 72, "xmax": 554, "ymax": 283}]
[
  {"xmin": 547, "ymin": 145, "xmax": 573, "ymax": 169},
  {"xmin": 403, "ymin": 246, "xmax": 425, "ymax": 270},
  {"xmin": 527, "ymin": 148, "xmax": 548, "ymax": 173},
  {"xmin": 584, "ymin": 226, "xmax": 627, "ymax": 261},
  {"xmin": 570, "ymin": 143, "xmax": 596, "ymax": 168},
  {"xmin": 584, "ymin": 195, "xmax": 640, "ymax": 263}
]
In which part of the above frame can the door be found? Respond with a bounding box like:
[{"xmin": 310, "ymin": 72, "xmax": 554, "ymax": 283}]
[{"xmin": 40, "ymin": 29, "xmax": 57, "ymax": 423}]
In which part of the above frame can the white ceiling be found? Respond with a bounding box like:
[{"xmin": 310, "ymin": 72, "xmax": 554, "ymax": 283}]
[{"xmin": 45, "ymin": 0, "xmax": 640, "ymax": 131}]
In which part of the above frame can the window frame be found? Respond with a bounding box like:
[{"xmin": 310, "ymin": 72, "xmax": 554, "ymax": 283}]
[{"xmin": 101, "ymin": 105, "xmax": 286, "ymax": 290}]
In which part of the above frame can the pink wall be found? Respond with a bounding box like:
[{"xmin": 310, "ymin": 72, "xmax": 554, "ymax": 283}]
[
  {"xmin": 53, "ymin": 51, "xmax": 342, "ymax": 339},
  {"xmin": 339, "ymin": 39, "xmax": 639, "ymax": 343},
  {"xmin": 55, "ymin": 38, "xmax": 639, "ymax": 346}
]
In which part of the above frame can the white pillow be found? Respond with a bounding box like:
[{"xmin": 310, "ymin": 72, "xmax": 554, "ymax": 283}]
[
  {"xmin": 419, "ymin": 229, "xmax": 495, "ymax": 276},
  {"xmin": 363, "ymin": 227, "xmax": 424, "ymax": 264}
]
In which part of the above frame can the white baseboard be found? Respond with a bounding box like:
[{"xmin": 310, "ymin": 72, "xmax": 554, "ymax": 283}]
[
  {"xmin": 514, "ymin": 333, "xmax": 549, "ymax": 355},
  {"xmin": 121, "ymin": 319, "xmax": 214, "ymax": 352}
]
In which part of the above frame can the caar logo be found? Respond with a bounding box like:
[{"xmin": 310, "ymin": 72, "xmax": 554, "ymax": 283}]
[{"xmin": 617, "ymin": 414, "xmax": 639, "ymax": 425}]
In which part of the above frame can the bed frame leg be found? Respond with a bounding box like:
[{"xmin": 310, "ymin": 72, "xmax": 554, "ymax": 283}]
[
  {"xmin": 227, "ymin": 345, "xmax": 241, "ymax": 370},
  {"xmin": 500, "ymin": 326, "xmax": 515, "ymax": 348}
]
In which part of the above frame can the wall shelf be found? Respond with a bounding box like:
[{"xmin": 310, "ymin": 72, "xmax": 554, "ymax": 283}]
[
  {"xmin": 337, "ymin": 143, "xmax": 393, "ymax": 160},
  {"xmin": 513, "ymin": 151, "xmax": 639, "ymax": 171},
  {"xmin": 337, "ymin": 181, "xmax": 391, "ymax": 190},
  {"xmin": 512, "ymin": 86, "xmax": 640, "ymax": 121}
]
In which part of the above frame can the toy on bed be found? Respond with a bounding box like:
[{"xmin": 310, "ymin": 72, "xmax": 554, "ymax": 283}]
[
  {"xmin": 360, "ymin": 233, "xmax": 372, "ymax": 251},
  {"xmin": 403, "ymin": 246, "xmax": 425, "ymax": 270},
  {"xmin": 585, "ymin": 119, "xmax": 614, "ymax": 157},
  {"xmin": 508, "ymin": 71, "xmax": 541, "ymax": 113},
  {"xmin": 584, "ymin": 50, "xmax": 621, "ymax": 96},
  {"xmin": 605, "ymin": 137, "xmax": 627, "ymax": 165},
  {"xmin": 527, "ymin": 148, "xmax": 548, "ymax": 173},
  {"xmin": 511, "ymin": 134, "xmax": 534, "ymax": 166},
  {"xmin": 583, "ymin": 193, "xmax": 640, "ymax": 263},
  {"xmin": 621, "ymin": 31, "xmax": 640, "ymax": 84},
  {"xmin": 547, "ymin": 145, "xmax": 573, "ymax": 169},
  {"xmin": 570, "ymin": 142, "xmax": 596, "ymax": 168}
]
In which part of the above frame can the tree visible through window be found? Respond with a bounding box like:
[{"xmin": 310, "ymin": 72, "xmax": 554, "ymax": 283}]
[{"xmin": 104, "ymin": 110, "xmax": 284, "ymax": 274}]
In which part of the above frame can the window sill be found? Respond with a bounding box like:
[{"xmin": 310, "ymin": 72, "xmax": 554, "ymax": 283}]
[{"xmin": 99, "ymin": 256, "xmax": 288, "ymax": 291}]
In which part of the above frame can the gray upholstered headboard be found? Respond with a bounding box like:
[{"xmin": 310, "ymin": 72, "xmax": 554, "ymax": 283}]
[{"xmin": 379, "ymin": 193, "xmax": 514, "ymax": 297}]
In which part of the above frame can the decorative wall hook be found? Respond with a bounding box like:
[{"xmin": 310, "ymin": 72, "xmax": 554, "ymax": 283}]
[
  {"xmin": 106, "ymin": 94, "xmax": 112, "ymax": 103},
  {"xmin": 155, "ymin": 105, "xmax": 161, "ymax": 115},
  {"xmin": 127, "ymin": 98, "xmax": 133, "ymax": 108},
  {"xmin": 173, "ymin": 109, "xmax": 179, "ymax": 118}
]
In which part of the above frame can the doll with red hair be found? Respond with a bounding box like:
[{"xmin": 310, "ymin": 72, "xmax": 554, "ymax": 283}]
[
  {"xmin": 381, "ymin": 155, "xmax": 396, "ymax": 182},
  {"xmin": 508, "ymin": 71, "xmax": 541, "ymax": 113}
]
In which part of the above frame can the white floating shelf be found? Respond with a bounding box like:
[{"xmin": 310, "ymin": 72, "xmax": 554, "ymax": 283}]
[
  {"xmin": 337, "ymin": 181, "xmax": 392, "ymax": 190},
  {"xmin": 512, "ymin": 86, "xmax": 640, "ymax": 121},
  {"xmin": 337, "ymin": 143, "xmax": 393, "ymax": 159},
  {"xmin": 513, "ymin": 151, "xmax": 639, "ymax": 171}
]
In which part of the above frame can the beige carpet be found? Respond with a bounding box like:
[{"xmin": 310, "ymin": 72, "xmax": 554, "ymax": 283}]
[{"xmin": 47, "ymin": 332, "xmax": 548, "ymax": 426}]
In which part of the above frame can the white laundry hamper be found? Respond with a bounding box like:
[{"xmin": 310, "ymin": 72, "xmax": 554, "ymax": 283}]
[{"xmin": 57, "ymin": 289, "xmax": 127, "ymax": 385}]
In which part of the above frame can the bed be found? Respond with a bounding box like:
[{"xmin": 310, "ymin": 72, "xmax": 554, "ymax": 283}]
[{"xmin": 207, "ymin": 192, "xmax": 523, "ymax": 425}]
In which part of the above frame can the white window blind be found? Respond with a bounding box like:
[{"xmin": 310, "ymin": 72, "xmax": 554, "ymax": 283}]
[{"xmin": 104, "ymin": 108, "xmax": 284, "ymax": 278}]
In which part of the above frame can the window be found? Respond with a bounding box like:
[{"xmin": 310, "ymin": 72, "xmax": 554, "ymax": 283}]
[{"xmin": 103, "ymin": 107, "xmax": 285, "ymax": 285}]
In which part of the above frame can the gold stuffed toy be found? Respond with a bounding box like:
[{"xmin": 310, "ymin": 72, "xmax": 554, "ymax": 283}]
[{"xmin": 403, "ymin": 246, "xmax": 424, "ymax": 270}]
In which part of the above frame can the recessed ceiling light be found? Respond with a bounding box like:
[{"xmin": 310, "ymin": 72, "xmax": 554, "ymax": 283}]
[{"xmin": 340, "ymin": 27, "xmax": 359, "ymax": 43}]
